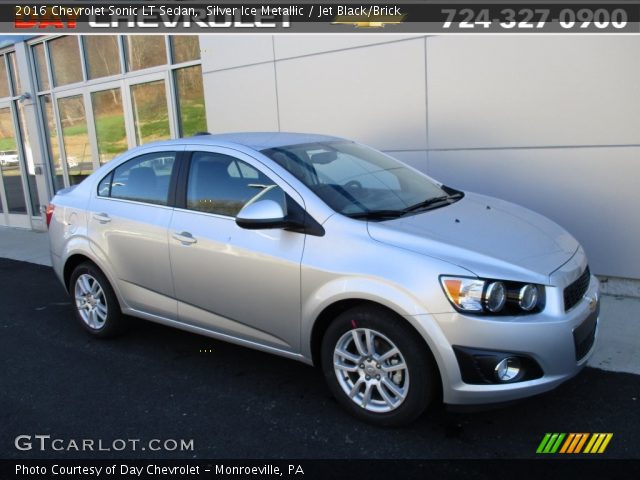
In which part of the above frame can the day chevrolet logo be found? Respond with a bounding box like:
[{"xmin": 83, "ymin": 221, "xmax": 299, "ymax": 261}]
[
  {"xmin": 536, "ymin": 433, "xmax": 613, "ymax": 454},
  {"xmin": 332, "ymin": 15, "xmax": 405, "ymax": 28}
]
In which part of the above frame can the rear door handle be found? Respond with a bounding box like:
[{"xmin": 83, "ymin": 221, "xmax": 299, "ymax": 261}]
[
  {"xmin": 93, "ymin": 213, "xmax": 111, "ymax": 223},
  {"xmin": 172, "ymin": 231, "xmax": 197, "ymax": 245}
]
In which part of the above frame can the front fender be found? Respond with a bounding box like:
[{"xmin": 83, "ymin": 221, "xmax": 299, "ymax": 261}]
[{"xmin": 301, "ymin": 276, "xmax": 449, "ymax": 363}]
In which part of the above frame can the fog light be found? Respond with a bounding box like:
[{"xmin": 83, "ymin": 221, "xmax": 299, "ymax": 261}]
[
  {"xmin": 494, "ymin": 357, "xmax": 522, "ymax": 382},
  {"xmin": 518, "ymin": 284, "xmax": 539, "ymax": 311}
]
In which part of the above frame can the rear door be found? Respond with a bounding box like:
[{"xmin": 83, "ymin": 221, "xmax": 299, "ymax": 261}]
[
  {"xmin": 88, "ymin": 147, "xmax": 183, "ymax": 319},
  {"xmin": 168, "ymin": 146, "xmax": 305, "ymax": 353}
]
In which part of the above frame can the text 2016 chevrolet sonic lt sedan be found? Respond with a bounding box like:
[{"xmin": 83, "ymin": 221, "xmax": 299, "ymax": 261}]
[{"xmin": 47, "ymin": 132, "xmax": 599, "ymax": 426}]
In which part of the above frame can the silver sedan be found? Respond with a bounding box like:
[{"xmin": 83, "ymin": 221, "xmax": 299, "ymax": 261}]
[{"xmin": 47, "ymin": 132, "xmax": 599, "ymax": 426}]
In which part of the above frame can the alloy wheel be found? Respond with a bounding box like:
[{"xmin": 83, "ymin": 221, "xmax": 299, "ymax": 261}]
[
  {"xmin": 74, "ymin": 273, "xmax": 108, "ymax": 330},
  {"xmin": 333, "ymin": 328, "xmax": 410, "ymax": 413}
]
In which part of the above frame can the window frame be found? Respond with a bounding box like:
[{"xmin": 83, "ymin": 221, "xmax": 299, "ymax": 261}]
[
  {"xmin": 95, "ymin": 148, "xmax": 186, "ymax": 208},
  {"xmin": 180, "ymin": 151, "xmax": 277, "ymax": 218},
  {"xmin": 175, "ymin": 147, "xmax": 306, "ymax": 221}
]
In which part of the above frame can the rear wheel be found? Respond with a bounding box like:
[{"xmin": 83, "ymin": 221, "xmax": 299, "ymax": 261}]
[
  {"xmin": 70, "ymin": 262, "xmax": 126, "ymax": 337},
  {"xmin": 321, "ymin": 305, "xmax": 437, "ymax": 426}
]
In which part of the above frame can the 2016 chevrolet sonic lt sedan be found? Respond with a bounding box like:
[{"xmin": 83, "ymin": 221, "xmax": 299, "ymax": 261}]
[{"xmin": 47, "ymin": 132, "xmax": 599, "ymax": 426}]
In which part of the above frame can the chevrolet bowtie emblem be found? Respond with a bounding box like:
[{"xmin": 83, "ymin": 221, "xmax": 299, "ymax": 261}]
[{"xmin": 332, "ymin": 15, "xmax": 406, "ymax": 28}]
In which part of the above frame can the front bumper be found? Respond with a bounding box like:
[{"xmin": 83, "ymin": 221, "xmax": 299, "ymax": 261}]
[{"xmin": 418, "ymin": 275, "xmax": 600, "ymax": 405}]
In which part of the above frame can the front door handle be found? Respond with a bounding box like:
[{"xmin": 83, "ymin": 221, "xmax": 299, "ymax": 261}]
[
  {"xmin": 172, "ymin": 231, "xmax": 197, "ymax": 245},
  {"xmin": 93, "ymin": 213, "xmax": 111, "ymax": 223}
]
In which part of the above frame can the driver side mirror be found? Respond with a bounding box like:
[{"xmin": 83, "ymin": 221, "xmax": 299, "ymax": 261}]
[{"xmin": 235, "ymin": 199, "xmax": 291, "ymax": 230}]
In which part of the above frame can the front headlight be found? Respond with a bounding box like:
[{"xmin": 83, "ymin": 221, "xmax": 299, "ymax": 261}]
[{"xmin": 440, "ymin": 276, "xmax": 544, "ymax": 315}]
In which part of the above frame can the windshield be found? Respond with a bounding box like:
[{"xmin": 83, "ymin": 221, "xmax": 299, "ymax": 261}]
[{"xmin": 261, "ymin": 141, "xmax": 455, "ymax": 218}]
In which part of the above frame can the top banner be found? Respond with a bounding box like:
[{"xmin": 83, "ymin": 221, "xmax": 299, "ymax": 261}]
[{"xmin": 4, "ymin": 1, "xmax": 640, "ymax": 33}]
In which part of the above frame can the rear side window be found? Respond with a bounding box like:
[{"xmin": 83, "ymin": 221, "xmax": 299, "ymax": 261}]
[
  {"xmin": 98, "ymin": 152, "xmax": 176, "ymax": 206},
  {"xmin": 186, "ymin": 152, "xmax": 274, "ymax": 217}
]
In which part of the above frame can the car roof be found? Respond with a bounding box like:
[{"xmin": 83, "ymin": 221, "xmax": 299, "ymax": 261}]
[{"xmin": 148, "ymin": 132, "xmax": 344, "ymax": 152}]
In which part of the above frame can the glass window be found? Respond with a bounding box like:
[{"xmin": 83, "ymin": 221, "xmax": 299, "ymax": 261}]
[
  {"xmin": 97, "ymin": 172, "xmax": 113, "ymax": 197},
  {"xmin": 171, "ymin": 36, "xmax": 200, "ymax": 63},
  {"xmin": 15, "ymin": 101, "xmax": 40, "ymax": 215},
  {"xmin": 7, "ymin": 53, "xmax": 22, "ymax": 95},
  {"xmin": 40, "ymin": 95, "xmax": 64, "ymax": 192},
  {"xmin": 130, "ymin": 80, "xmax": 170, "ymax": 145},
  {"xmin": 186, "ymin": 152, "xmax": 274, "ymax": 217},
  {"xmin": 125, "ymin": 36, "xmax": 167, "ymax": 71},
  {"xmin": 84, "ymin": 36, "xmax": 121, "ymax": 80},
  {"xmin": 33, "ymin": 43, "xmax": 50, "ymax": 91},
  {"xmin": 175, "ymin": 65, "xmax": 207, "ymax": 137},
  {"xmin": 0, "ymin": 106, "xmax": 27, "ymax": 214},
  {"xmin": 105, "ymin": 152, "xmax": 176, "ymax": 205},
  {"xmin": 49, "ymin": 36, "xmax": 83, "ymax": 86},
  {"xmin": 57, "ymin": 95, "xmax": 91, "ymax": 185},
  {"xmin": 0, "ymin": 56, "xmax": 9, "ymax": 98},
  {"xmin": 91, "ymin": 88, "xmax": 127, "ymax": 164},
  {"xmin": 262, "ymin": 141, "xmax": 448, "ymax": 217}
]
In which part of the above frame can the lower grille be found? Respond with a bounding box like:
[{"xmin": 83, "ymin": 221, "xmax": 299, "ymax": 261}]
[
  {"xmin": 573, "ymin": 307, "xmax": 598, "ymax": 361},
  {"xmin": 564, "ymin": 266, "xmax": 590, "ymax": 311}
]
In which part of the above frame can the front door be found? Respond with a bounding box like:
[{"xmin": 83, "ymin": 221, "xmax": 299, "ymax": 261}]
[{"xmin": 169, "ymin": 147, "xmax": 305, "ymax": 353}]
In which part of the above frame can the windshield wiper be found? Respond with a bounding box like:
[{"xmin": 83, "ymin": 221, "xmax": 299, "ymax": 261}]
[
  {"xmin": 346, "ymin": 210, "xmax": 407, "ymax": 220},
  {"xmin": 346, "ymin": 193, "xmax": 463, "ymax": 221},
  {"xmin": 402, "ymin": 192, "xmax": 463, "ymax": 214}
]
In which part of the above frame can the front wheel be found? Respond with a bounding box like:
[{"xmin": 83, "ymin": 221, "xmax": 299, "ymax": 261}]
[
  {"xmin": 70, "ymin": 262, "xmax": 126, "ymax": 338},
  {"xmin": 321, "ymin": 306, "xmax": 438, "ymax": 426}
]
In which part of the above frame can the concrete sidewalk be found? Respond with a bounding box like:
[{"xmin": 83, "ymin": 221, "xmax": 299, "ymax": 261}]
[{"xmin": 1, "ymin": 225, "xmax": 638, "ymax": 375}]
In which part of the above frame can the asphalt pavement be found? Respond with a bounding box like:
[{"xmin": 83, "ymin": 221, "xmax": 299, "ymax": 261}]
[{"xmin": 1, "ymin": 257, "xmax": 639, "ymax": 460}]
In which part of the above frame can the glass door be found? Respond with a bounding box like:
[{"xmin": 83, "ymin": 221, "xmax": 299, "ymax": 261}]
[{"xmin": 0, "ymin": 101, "xmax": 31, "ymax": 228}]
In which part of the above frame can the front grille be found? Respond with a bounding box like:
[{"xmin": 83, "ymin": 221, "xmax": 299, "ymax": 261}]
[{"xmin": 563, "ymin": 266, "xmax": 590, "ymax": 312}]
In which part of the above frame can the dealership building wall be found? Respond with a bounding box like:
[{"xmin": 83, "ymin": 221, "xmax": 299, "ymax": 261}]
[
  {"xmin": 199, "ymin": 34, "xmax": 640, "ymax": 294},
  {"xmin": 1, "ymin": 34, "xmax": 639, "ymax": 294}
]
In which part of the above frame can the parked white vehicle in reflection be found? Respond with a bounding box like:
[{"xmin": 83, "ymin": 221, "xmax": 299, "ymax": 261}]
[
  {"xmin": 47, "ymin": 133, "xmax": 599, "ymax": 426},
  {"xmin": 0, "ymin": 150, "xmax": 19, "ymax": 166}
]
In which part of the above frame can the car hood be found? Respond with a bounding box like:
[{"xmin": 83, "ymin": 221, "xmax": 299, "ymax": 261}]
[{"xmin": 367, "ymin": 192, "xmax": 578, "ymax": 284}]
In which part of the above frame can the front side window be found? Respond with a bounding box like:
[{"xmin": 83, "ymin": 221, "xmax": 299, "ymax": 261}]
[
  {"xmin": 186, "ymin": 152, "xmax": 276, "ymax": 217},
  {"xmin": 262, "ymin": 141, "xmax": 450, "ymax": 217},
  {"xmin": 99, "ymin": 152, "xmax": 176, "ymax": 205}
]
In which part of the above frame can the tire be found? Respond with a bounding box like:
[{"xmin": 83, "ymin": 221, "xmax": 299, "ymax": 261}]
[
  {"xmin": 321, "ymin": 305, "xmax": 437, "ymax": 426},
  {"xmin": 69, "ymin": 262, "xmax": 127, "ymax": 338}
]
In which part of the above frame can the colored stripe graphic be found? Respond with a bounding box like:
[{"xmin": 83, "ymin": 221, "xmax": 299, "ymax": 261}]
[
  {"xmin": 584, "ymin": 433, "xmax": 614, "ymax": 454},
  {"xmin": 537, "ymin": 433, "xmax": 613, "ymax": 454},
  {"xmin": 537, "ymin": 433, "xmax": 565, "ymax": 454}
]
